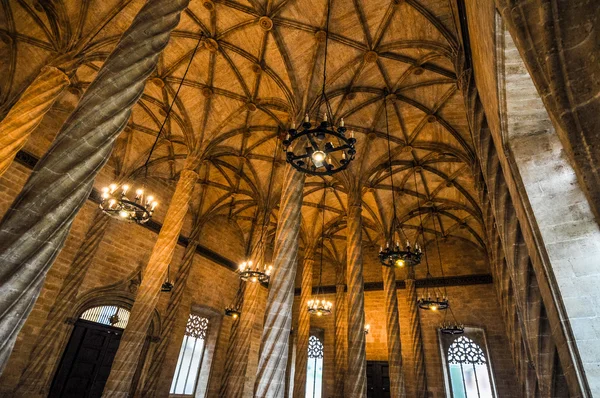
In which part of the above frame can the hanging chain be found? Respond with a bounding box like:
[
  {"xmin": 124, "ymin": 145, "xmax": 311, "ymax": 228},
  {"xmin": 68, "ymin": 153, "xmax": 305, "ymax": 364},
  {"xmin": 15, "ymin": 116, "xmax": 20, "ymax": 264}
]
[
  {"xmin": 317, "ymin": 185, "xmax": 328, "ymax": 294},
  {"xmin": 143, "ymin": 33, "xmax": 204, "ymax": 179}
]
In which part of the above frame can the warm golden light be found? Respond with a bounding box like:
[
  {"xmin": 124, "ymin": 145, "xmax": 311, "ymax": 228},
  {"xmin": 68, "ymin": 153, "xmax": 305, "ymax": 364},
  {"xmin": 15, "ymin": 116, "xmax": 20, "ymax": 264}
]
[
  {"xmin": 395, "ymin": 258, "xmax": 405, "ymax": 267},
  {"xmin": 312, "ymin": 150, "xmax": 326, "ymax": 162}
]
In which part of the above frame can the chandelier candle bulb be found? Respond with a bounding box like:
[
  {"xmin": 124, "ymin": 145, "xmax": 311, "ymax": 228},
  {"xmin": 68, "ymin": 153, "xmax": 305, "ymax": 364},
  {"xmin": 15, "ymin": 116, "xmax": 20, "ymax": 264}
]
[{"xmin": 340, "ymin": 118, "xmax": 344, "ymax": 127}]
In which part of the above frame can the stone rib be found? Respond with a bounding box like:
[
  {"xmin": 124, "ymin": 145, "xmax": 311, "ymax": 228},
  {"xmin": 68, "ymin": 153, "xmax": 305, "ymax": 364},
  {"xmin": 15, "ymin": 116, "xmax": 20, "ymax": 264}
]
[
  {"xmin": 103, "ymin": 166, "xmax": 198, "ymax": 397},
  {"xmin": 0, "ymin": 0, "xmax": 189, "ymax": 373},
  {"xmin": 345, "ymin": 202, "xmax": 367, "ymax": 398},
  {"xmin": 254, "ymin": 164, "xmax": 305, "ymax": 398},
  {"xmin": 382, "ymin": 266, "xmax": 406, "ymax": 397},
  {"xmin": 142, "ymin": 220, "xmax": 202, "ymax": 397},
  {"xmin": 14, "ymin": 209, "xmax": 110, "ymax": 395},
  {"xmin": 406, "ymin": 278, "xmax": 427, "ymax": 397},
  {"xmin": 293, "ymin": 255, "xmax": 313, "ymax": 398},
  {"xmin": 0, "ymin": 66, "xmax": 70, "ymax": 177}
]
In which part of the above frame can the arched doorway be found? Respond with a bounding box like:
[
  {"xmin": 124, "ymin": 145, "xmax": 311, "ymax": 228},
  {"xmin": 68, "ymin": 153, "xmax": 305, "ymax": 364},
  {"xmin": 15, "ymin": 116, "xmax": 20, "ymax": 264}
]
[{"xmin": 49, "ymin": 305, "xmax": 130, "ymax": 397}]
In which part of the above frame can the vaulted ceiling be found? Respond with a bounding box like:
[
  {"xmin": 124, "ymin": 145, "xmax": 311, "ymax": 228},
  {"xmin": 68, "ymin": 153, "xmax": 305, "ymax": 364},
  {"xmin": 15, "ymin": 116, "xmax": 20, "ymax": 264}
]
[{"xmin": 1, "ymin": 0, "xmax": 485, "ymax": 275}]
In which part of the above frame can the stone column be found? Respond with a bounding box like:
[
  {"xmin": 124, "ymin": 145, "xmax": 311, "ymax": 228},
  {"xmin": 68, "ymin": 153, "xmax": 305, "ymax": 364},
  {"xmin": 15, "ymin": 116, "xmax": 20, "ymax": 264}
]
[
  {"xmin": 221, "ymin": 280, "xmax": 261, "ymax": 397},
  {"xmin": 406, "ymin": 272, "xmax": 427, "ymax": 397},
  {"xmin": 0, "ymin": 0, "xmax": 190, "ymax": 373},
  {"xmin": 382, "ymin": 266, "xmax": 406, "ymax": 397},
  {"xmin": 14, "ymin": 209, "xmax": 111, "ymax": 395},
  {"xmin": 102, "ymin": 160, "xmax": 199, "ymax": 397},
  {"xmin": 0, "ymin": 66, "xmax": 70, "ymax": 176},
  {"xmin": 255, "ymin": 164, "xmax": 305, "ymax": 397},
  {"xmin": 142, "ymin": 219, "xmax": 202, "ymax": 397},
  {"xmin": 333, "ymin": 261, "xmax": 347, "ymax": 398},
  {"xmin": 293, "ymin": 253, "xmax": 314, "ymax": 398},
  {"xmin": 219, "ymin": 282, "xmax": 246, "ymax": 397},
  {"xmin": 345, "ymin": 194, "xmax": 367, "ymax": 398}
]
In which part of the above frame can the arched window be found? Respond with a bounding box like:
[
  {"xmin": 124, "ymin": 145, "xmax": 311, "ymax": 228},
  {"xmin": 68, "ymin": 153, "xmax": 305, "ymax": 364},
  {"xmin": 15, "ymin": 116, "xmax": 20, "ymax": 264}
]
[
  {"xmin": 445, "ymin": 335, "xmax": 495, "ymax": 398},
  {"xmin": 306, "ymin": 335, "xmax": 324, "ymax": 398},
  {"xmin": 170, "ymin": 314, "xmax": 209, "ymax": 395},
  {"xmin": 80, "ymin": 305, "xmax": 130, "ymax": 328}
]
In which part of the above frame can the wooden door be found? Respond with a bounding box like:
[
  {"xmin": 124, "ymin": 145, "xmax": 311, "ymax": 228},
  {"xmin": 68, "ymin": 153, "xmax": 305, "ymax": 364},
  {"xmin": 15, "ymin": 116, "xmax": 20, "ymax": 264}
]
[
  {"xmin": 49, "ymin": 319, "xmax": 122, "ymax": 398},
  {"xmin": 367, "ymin": 361, "xmax": 391, "ymax": 398}
]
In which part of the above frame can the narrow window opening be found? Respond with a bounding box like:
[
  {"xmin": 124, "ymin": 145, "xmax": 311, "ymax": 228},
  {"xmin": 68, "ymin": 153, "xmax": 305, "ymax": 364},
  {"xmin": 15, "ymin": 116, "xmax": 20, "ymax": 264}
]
[
  {"xmin": 441, "ymin": 330, "xmax": 497, "ymax": 398},
  {"xmin": 170, "ymin": 314, "xmax": 209, "ymax": 395},
  {"xmin": 306, "ymin": 335, "xmax": 324, "ymax": 398}
]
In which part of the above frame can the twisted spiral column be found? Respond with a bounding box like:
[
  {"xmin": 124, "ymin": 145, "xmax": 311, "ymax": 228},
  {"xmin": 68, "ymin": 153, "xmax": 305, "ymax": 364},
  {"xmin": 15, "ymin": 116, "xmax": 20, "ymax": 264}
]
[
  {"xmin": 406, "ymin": 276, "xmax": 427, "ymax": 397},
  {"xmin": 219, "ymin": 282, "xmax": 245, "ymax": 396},
  {"xmin": 333, "ymin": 262, "xmax": 347, "ymax": 398},
  {"xmin": 0, "ymin": 66, "xmax": 70, "ymax": 177},
  {"xmin": 221, "ymin": 280, "xmax": 261, "ymax": 397},
  {"xmin": 0, "ymin": 0, "xmax": 190, "ymax": 373},
  {"xmin": 255, "ymin": 164, "xmax": 305, "ymax": 398},
  {"xmin": 382, "ymin": 266, "xmax": 406, "ymax": 397},
  {"xmin": 293, "ymin": 254, "xmax": 314, "ymax": 398},
  {"xmin": 345, "ymin": 200, "xmax": 367, "ymax": 398},
  {"xmin": 14, "ymin": 209, "xmax": 111, "ymax": 396},
  {"xmin": 103, "ymin": 163, "xmax": 199, "ymax": 397},
  {"xmin": 142, "ymin": 220, "xmax": 202, "ymax": 397}
]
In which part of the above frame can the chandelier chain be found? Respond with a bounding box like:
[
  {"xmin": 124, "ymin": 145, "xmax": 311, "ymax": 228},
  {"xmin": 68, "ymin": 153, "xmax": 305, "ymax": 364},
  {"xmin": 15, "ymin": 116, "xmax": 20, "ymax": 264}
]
[
  {"xmin": 384, "ymin": 95, "xmax": 398, "ymax": 238},
  {"xmin": 143, "ymin": 32, "xmax": 204, "ymax": 179}
]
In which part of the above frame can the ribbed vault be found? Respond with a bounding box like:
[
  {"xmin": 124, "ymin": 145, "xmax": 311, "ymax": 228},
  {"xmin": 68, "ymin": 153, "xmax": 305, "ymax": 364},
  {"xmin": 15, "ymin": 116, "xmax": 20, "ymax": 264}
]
[{"xmin": 0, "ymin": 0, "xmax": 485, "ymax": 277}]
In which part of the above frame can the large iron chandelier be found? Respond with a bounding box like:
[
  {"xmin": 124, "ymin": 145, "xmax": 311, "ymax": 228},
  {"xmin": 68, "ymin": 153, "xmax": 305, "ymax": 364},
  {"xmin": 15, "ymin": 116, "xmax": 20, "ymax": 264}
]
[
  {"xmin": 283, "ymin": 0, "xmax": 356, "ymax": 176},
  {"xmin": 238, "ymin": 139, "xmax": 279, "ymax": 285},
  {"xmin": 307, "ymin": 186, "xmax": 333, "ymax": 316},
  {"xmin": 378, "ymin": 95, "xmax": 422, "ymax": 268},
  {"xmin": 100, "ymin": 184, "xmax": 157, "ymax": 224},
  {"xmin": 100, "ymin": 32, "xmax": 203, "ymax": 223},
  {"xmin": 440, "ymin": 306, "xmax": 464, "ymax": 335}
]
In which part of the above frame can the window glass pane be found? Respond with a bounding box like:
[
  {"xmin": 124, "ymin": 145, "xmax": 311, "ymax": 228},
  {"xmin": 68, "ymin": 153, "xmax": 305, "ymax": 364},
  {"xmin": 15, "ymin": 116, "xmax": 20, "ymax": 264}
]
[
  {"xmin": 170, "ymin": 315, "xmax": 209, "ymax": 395},
  {"xmin": 80, "ymin": 305, "xmax": 129, "ymax": 328},
  {"xmin": 475, "ymin": 364, "xmax": 493, "ymax": 397},
  {"xmin": 449, "ymin": 364, "xmax": 466, "ymax": 398},
  {"xmin": 306, "ymin": 358, "xmax": 316, "ymax": 398}
]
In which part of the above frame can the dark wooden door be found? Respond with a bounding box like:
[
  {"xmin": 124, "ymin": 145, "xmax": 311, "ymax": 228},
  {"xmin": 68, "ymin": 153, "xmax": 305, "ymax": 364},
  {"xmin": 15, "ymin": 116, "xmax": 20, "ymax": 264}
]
[
  {"xmin": 49, "ymin": 319, "xmax": 123, "ymax": 398},
  {"xmin": 367, "ymin": 361, "xmax": 391, "ymax": 398}
]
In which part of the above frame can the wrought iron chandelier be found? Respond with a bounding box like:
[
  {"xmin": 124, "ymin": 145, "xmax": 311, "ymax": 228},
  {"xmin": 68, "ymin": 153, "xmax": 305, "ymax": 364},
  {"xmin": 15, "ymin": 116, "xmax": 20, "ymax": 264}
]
[
  {"xmin": 307, "ymin": 186, "xmax": 333, "ymax": 316},
  {"xmin": 225, "ymin": 281, "xmax": 243, "ymax": 319},
  {"xmin": 161, "ymin": 262, "xmax": 174, "ymax": 292},
  {"xmin": 378, "ymin": 95, "xmax": 422, "ymax": 268},
  {"xmin": 238, "ymin": 139, "xmax": 279, "ymax": 285},
  {"xmin": 440, "ymin": 306, "xmax": 464, "ymax": 335},
  {"xmin": 283, "ymin": 0, "xmax": 356, "ymax": 176},
  {"xmin": 100, "ymin": 33, "xmax": 204, "ymax": 223},
  {"xmin": 411, "ymin": 167, "xmax": 449, "ymax": 311},
  {"xmin": 99, "ymin": 184, "xmax": 157, "ymax": 224}
]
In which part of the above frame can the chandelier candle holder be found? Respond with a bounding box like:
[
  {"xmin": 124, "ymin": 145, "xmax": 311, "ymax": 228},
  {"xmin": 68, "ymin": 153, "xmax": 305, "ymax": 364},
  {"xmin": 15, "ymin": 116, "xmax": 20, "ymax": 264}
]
[
  {"xmin": 307, "ymin": 297, "xmax": 333, "ymax": 317},
  {"xmin": 238, "ymin": 260, "xmax": 272, "ymax": 284},
  {"xmin": 364, "ymin": 324, "xmax": 371, "ymax": 335},
  {"xmin": 379, "ymin": 240, "xmax": 422, "ymax": 268},
  {"xmin": 99, "ymin": 184, "xmax": 157, "ymax": 224},
  {"xmin": 283, "ymin": 115, "xmax": 356, "ymax": 176}
]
